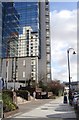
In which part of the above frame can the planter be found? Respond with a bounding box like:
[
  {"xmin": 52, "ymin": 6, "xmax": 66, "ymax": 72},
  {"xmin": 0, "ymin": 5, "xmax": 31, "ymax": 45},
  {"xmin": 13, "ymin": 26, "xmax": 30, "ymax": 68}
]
[{"xmin": 4, "ymin": 108, "xmax": 19, "ymax": 118}]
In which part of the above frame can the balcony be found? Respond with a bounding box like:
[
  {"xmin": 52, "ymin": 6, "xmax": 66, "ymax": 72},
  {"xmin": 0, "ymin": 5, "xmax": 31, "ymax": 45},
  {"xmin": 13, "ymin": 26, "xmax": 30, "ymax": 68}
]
[
  {"xmin": 46, "ymin": 49, "xmax": 50, "ymax": 54},
  {"xmin": 47, "ymin": 46, "xmax": 50, "ymax": 51},
  {"xmin": 47, "ymin": 68, "xmax": 51, "ymax": 73},
  {"xmin": 46, "ymin": 56, "xmax": 50, "ymax": 63},
  {"xmin": 45, "ymin": 11, "xmax": 49, "ymax": 16},
  {"xmin": 46, "ymin": 18, "xmax": 49, "ymax": 23},
  {"xmin": 46, "ymin": 27, "xmax": 49, "ymax": 31},
  {"xmin": 47, "ymin": 73, "xmax": 51, "ymax": 79},
  {"xmin": 46, "ymin": 40, "xmax": 50, "ymax": 46},
  {"xmin": 46, "ymin": 33, "xmax": 50, "ymax": 38}
]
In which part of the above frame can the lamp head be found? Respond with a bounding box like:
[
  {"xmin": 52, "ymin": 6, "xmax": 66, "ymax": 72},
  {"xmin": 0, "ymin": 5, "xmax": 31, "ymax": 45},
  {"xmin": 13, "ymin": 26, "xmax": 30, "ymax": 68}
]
[{"xmin": 73, "ymin": 51, "xmax": 76, "ymax": 54}]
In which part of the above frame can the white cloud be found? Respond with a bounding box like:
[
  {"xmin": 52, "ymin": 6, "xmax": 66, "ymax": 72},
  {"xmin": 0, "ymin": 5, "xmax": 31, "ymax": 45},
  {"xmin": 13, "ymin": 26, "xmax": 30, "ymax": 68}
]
[{"xmin": 50, "ymin": 9, "xmax": 77, "ymax": 82}]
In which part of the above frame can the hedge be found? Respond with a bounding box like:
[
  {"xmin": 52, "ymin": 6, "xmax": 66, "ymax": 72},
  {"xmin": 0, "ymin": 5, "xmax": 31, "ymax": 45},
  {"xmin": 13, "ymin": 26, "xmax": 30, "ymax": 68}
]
[{"xmin": 15, "ymin": 90, "xmax": 29, "ymax": 100}]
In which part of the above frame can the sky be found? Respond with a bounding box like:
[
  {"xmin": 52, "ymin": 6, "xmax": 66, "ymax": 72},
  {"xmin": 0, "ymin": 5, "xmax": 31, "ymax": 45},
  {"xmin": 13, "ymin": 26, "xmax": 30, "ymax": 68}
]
[{"xmin": 50, "ymin": 2, "xmax": 77, "ymax": 82}]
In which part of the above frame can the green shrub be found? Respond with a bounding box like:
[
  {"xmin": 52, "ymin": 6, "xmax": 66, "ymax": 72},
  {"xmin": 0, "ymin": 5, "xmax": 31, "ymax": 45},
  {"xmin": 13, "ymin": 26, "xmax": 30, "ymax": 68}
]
[
  {"xmin": 2, "ymin": 92, "xmax": 17, "ymax": 112},
  {"xmin": 3, "ymin": 90, "xmax": 13, "ymax": 101}
]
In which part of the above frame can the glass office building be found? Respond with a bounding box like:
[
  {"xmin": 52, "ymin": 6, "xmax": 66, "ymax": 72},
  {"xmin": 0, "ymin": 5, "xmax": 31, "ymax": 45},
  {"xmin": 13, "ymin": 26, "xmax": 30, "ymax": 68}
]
[
  {"xmin": 2, "ymin": 2, "xmax": 19, "ymax": 58},
  {"xmin": 15, "ymin": 2, "xmax": 39, "ymax": 34},
  {"xmin": 14, "ymin": 2, "xmax": 40, "ymax": 58},
  {"xmin": 1, "ymin": 1, "xmax": 51, "ymax": 83}
]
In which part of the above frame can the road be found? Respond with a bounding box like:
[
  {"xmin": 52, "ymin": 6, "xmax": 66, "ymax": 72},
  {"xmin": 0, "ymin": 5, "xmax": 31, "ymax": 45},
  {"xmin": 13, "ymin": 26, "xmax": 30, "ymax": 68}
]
[{"xmin": 4, "ymin": 96, "xmax": 77, "ymax": 120}]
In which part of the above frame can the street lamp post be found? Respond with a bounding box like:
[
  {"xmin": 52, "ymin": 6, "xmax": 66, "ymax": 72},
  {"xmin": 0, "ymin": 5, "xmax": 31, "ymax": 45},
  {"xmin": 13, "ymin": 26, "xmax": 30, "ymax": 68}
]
[{"xmin": 67, "ymin": 48, "xmax": 76, "ymax": 104}]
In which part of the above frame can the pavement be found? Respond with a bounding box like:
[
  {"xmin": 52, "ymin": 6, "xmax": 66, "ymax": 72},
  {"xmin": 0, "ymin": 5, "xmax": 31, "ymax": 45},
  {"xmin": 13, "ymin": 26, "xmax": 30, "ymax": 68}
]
[{"xmin": 3, "ymin": 96, "xmax": 77, "ymax": 120}]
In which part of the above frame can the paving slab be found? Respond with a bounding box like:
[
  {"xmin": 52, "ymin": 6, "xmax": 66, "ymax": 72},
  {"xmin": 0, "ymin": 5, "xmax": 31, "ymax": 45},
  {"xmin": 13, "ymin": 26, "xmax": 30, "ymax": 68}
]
[
  {"xmin": 2, "ymin": 118, "xmax": 77, "ymax": 120},
  {"xmin": 8, "ymin": 97, "xmax": 76, "ymax": 119}
]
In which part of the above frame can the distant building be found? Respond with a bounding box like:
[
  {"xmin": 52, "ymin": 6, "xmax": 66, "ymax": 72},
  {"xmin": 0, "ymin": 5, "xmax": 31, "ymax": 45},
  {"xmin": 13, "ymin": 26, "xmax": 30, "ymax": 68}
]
[
  {"xmin": 18, "ymin": 26, "xmax": 39, "ymax": 57},
  {"xmin": 64, "ymin": 81, "xmax": 79, "ymax": 91}
]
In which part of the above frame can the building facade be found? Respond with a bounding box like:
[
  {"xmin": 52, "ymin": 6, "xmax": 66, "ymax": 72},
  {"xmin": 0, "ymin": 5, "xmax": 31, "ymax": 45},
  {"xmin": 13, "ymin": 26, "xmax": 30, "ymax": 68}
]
[
  {"xmin": 2, "ymin": 1, "xmax": 51, "ymax": 85},
  {"xmin": 15, "ymin": 0, "xmax": 51, "ymax": 83},
  {"xmin": 18, "ymin": 26, "xmax": 39, "ymax": 57},
  {"xmin": 2, "ymin": 2, "xmax": 19, "ymax": 58},
  {"xmin": 64, "ymin": 81, "xmax": 79, "ymax": 91},
  {"xmin": 1, "ymin": 2, "xmax": 19, "ymax": 85},
  {"xmin": 0, "ymin": 1, "xmax": 2, "ymax": 77},
  {"xmin": 38, "ymin": 1, "xmax": 51, "ymax": 82}
]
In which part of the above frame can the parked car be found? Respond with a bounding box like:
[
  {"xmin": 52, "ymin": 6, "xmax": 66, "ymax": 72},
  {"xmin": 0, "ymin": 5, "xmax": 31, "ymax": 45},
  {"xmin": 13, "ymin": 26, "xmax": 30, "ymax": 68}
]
[
  {"xmin": 76, "ymin": 97, "xmax": 79, "ymax": 111},
  {"xmin": 73, "ymin": 92, "xmax": 78, "ymax": 95},
  {"xmin": 73, "ymin": 94, "xmax": 79, "ymax": 109}
]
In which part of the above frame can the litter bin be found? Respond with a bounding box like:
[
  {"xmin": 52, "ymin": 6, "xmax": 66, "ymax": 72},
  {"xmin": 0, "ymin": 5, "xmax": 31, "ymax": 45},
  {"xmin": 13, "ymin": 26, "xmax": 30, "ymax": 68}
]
[{"xmin": 63, "ymin": 95, "xmax": 68, "ymax": 104}]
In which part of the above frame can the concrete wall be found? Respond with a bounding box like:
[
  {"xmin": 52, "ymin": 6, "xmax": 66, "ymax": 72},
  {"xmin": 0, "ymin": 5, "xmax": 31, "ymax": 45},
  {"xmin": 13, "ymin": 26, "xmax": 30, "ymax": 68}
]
[
  {"xmin": 1, "ymin": 57, "xmax": 31, "ymax": 83},
  {"xmin": 38, "ymin": 2, "xmax": 47, "ymax": 82},
  {"xmin": 18, "ymin": 57, "xmax": 31, "ymax": 81},
  {"xmin": 2, "ymin": 58, "xmax": 12, "ymax": 81},
  {"xmin": 38, "ymin": 1, "xmax": 51, "ymax": 82},
  {"xmin": 2, "ymin": 57, "xmax": 38, "ymax": 84},
  {"xmin": 2, "ymin": 59, "xmax": 7, "ymax": 80}
]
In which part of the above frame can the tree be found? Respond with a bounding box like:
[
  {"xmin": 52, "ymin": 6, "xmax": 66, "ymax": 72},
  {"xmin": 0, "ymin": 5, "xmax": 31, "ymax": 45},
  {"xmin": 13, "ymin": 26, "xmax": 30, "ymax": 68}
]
[
  {"xmin": 47, "ymin": 80, "xmax": 64, "ymax": 96},
  {"xmin": 38, "ymin": 72, "xmax": 46, "ymax": 82},
  {"xmin": 38, "ymin": 80, "xmax": 47, "ymax": 91}
]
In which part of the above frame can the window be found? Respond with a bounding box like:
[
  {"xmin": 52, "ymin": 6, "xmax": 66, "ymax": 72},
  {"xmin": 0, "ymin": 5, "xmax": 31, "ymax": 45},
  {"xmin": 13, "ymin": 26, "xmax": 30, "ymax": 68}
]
[
  {"xmin": 46, "ymin": 2, "xmax": 49, "ymax": 5},
  {"xmin": 31, "ymin": 50, "xmax": 33, "ymax": 53},
  {"xmin": 23, "ymin": 60, "xmax": 26, "ymax": 66},
  {"xmin": 27, "ymin": 45, "xmax": 29, "ymax": 47},
  {"xmin": 31, "ymin": 73, "xmax": 34, "ymax": 76},
  {"xmin": 47, "ymin": 63, "xmax": 50, "ymax": 68},
  {"xmin": 27, "ymin": 33, "xmax": 29, "ymax": 39},
  {"xmin": 31, "ymin": 47, "xmax": 33, "ymax": 49},
  {"xmin": 23, "ymin": 72, "xmax": 25, "ymax": 78},
  {"xmin": 47, "ymin": 74, "xmax": 50, "ymax": 79},
  {"xmin": 31, "ymin": 36, "xmax": 33, "ymax": 39},
  {"xmin": 27, "ymin": 48, "xmax": 29, "ymax": 51},
  {"xmin": 31, "ymin": 60, "xmax": 35, "ymax": 65}
]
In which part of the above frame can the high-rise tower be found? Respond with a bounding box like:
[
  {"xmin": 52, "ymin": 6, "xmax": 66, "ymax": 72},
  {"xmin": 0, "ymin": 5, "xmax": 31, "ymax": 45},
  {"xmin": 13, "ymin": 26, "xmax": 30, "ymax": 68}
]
[{"xmin": 14, "ymin": 0, "xmax": 51, "ymax": 83}]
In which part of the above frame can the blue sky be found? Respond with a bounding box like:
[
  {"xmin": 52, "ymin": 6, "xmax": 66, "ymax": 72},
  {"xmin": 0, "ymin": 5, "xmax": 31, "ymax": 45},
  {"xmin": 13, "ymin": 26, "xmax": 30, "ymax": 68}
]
[
  {"xmin": 50, "ymin": 2, "xmax": 77, "ymax": 82},
  {"xmin": 50, "ymin": 2, "xmax": 77, "ymax": 11}
]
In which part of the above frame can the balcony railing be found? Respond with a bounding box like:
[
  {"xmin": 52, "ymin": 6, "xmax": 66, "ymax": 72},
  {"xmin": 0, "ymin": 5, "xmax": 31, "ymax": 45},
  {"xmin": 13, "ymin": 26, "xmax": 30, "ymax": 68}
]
[
  {"xmin": 45, "ymin": 11, "xmax": 49, "ymax": 16},
  {"xmin": 47, "ymin": 68, "xmax": 51, "ymax": 73}
]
